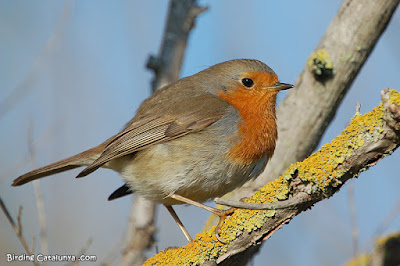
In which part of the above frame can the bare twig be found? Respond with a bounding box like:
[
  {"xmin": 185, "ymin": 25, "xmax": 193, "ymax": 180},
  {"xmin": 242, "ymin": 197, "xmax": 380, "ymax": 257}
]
[
  {"xmin": 356, "ymin": 102, "xmax": 361, "ymax": 114},
  {"xmin": 17, "ymin": 206, "xmax": 23, "ymax": 235},
  {"xmin": 28, "ymin": 121, "xmax": 49, "ymax": 258},
  {"xmin": 147, "ymin": 0, "xmax": 208, "ymax": 92},
  {"xmin": 32, "ymin": 234, "xmax": 36, "ymax": 255},
  {"xmin": 373, "ymin": 195, "xmax": 400, "ymax": 241},
  {"xmin": 0, "ymin": 197, "xmax": 40, "ymax": 266},
  {"xmin": 65, "ymin": 238, "xmax": 93, "ymax": 266},
  {"xmin": 347, "ymin": 180, "xmax": 359, "ymax": 258},
  {"xmin": 120, "ymin": 0, "xmax": 207, "ymax": 265},
  {"xmin": 5, "ymin": 118, "xmax": 64, "ymax": 179},
  {"xmin": 214, "ymin": 192, "xmax": 309, "ymax": 210},
  {"xmin": 79, "ymin": 237, "xmax": 94, "ymax": 255}
]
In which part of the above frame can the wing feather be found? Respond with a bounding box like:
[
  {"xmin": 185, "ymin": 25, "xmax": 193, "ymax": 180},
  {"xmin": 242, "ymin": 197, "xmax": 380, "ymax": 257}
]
[{"xmin": 77, "ymin": 94, "xmax": 229, "ymax": 177}]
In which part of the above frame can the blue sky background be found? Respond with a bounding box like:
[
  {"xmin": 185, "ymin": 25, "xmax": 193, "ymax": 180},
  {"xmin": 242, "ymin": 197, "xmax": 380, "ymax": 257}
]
[{"xmin": 1, "ymin": 1, "xmax": 399, "ymax": 265}]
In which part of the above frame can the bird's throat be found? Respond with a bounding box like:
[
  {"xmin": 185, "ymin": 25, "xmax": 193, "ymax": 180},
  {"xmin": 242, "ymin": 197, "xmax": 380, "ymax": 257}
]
[{"xmin": 219, "ymin": 89, "xmax": 278, "ymax": 165}]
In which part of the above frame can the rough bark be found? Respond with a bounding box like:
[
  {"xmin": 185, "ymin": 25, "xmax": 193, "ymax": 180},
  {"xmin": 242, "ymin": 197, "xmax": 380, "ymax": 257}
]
[
  {"xmin": 237, "ymin": 0, "xmax": 400, "ymax": 195},
  {"xmin": 144, "ymin": 89, "xmax": 400, "ymax": 265}
]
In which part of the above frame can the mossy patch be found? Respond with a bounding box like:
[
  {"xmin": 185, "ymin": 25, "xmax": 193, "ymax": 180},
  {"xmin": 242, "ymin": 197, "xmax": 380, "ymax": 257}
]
[{"xmin": 308, "ymin": 49, "xmax": 334, "ymax": 79}]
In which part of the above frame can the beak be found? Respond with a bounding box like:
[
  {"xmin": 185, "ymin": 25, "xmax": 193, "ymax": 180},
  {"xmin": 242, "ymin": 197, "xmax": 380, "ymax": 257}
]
[{"xmin": 266, "ymin": 82, "xmax": 294, "ymax": 91}]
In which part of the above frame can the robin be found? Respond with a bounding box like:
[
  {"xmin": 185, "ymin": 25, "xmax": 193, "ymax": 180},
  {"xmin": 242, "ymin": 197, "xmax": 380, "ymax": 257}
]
[{"xmin": 12, "ymin": 59, "xmax": 292, "ymax": 242}]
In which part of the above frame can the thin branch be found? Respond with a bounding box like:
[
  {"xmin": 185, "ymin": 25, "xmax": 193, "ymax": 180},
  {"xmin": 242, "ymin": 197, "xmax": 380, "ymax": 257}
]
[
  {"xmin": 0, "ymin": 198, "xmax": 18, "ymax": 237},
  {"xmin": 372, "ymin": 195, "xmax": 400, "ymax": 241},
  {"xmin": 144, "ymin": 89, "xmax": 400, "ymax": 265},
  {"xmin": 348, "ymin": 101, "xmax": 359, "ymax": 256},
  {"xmin": 32, "ymin": 234, "xmax": 36, "ymax": 256},
  {"xmin": 17, "ymin": 206, "xmax": 23, "ymax": 235},
  {"xmin": 214, "ymin": 192, "xmax": 309, "ymax": 210},
  {"xmin": 5, "ymin": 118, "xmax": 64, "ymax": 179},
  {"xmin": 77, "ymin": 238, "xmax": 93, "ymax": 259},
  {"xmin": 0, "ymin": 197, "xmax": 40, "ymax": 266},
  {"xmin": 65, "ymin": 238, "xmax": 93, "ymax": 266},
  {"xmin": 147, "ymin": 0, "xmax": 208, "ymax": 93},
  {"xmin": 347, "ymin": 180, "xmax": 359, "ymax": 258},
  {"xmin": 28, "ymin": 120, "xmax": 49, "ymax": 258},
  {"xmin": 356, "ymin": 102, "xmax": 361, "ymax": 114}
]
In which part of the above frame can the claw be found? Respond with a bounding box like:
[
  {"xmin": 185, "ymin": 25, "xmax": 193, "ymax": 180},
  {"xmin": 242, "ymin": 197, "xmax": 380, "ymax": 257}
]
[
  {"xmin": 167, "ymin": 193, "xmax": 235, "ymax": 243},
  {"xmin": 213, "ymin": 208, "xmax": 235, "ymax": 244}
]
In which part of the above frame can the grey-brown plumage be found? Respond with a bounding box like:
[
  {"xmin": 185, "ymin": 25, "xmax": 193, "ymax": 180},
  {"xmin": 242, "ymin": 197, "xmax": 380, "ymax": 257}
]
[
  {"xmin": 13, "ymin": 59, "xmax": 291, "ymax": 206},
  {"xmin": 12, "ymin": 59, "xmax": 293, "ymax": 242}
]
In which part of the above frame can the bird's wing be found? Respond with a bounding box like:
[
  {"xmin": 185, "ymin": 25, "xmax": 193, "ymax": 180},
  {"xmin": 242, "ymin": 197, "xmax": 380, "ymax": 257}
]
[{"xmin": 77, "ymin": 94, "xmax": 229, "ymax": 177}]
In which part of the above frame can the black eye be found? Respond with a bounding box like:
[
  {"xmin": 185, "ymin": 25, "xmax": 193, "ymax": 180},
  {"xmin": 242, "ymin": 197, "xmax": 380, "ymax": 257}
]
[{"xmin": 241, "ymin": 78, "xmax": 254, "ymax": 88}]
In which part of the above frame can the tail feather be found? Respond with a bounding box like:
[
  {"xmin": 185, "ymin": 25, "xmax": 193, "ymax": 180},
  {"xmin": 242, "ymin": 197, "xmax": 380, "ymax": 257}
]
[
  {"xmin": 12, "ymin": 146, "xmax": 103, "ymax": 186},
  {"xmin": 108, "ymin": 183, "xmax": 133, "ymax": 201}
]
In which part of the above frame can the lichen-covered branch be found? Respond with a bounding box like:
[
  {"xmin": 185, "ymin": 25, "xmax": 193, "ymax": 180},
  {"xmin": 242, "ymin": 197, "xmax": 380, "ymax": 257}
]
[{"xmin": 144, "ymin": 89, "xmax": 400, "ymax": 265}]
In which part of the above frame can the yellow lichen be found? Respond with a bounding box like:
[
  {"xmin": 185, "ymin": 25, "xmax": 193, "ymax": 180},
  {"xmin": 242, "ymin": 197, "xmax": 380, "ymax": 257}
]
[
  {"xmin": 284, "ymin": 102, "xmax": 386, "ymax": 192},
  {"xmin": 346, "ymin": 253, "xmax": 371, "ymax": 266},
  {"xmin": 375, "ymin": 232, "xmax": 400, "ymax": 247},
  {"xmin": 144, "ymin": 230, "xmax": 228, "ymax": 265},
  {"xmin": 389, "ymin": 88, "xmax": 400, "ymax": 105},
  {"xmin": 346, "ymin": 232, "xmax": 400, "ymax": 266},
  {"xmin": 144, "ymin": 177, "xmax": 291, "ymax": 265},
  {"xmin": 217, "ymin": 176, "xmax": 290, "ymax": 241},
  {"xmin": 144, "ymin": 90, "xmax": 400, "ymax": 265},
  {"xmin": 307, "ymin": 48, "xmax": 334, "ymax": 78}
]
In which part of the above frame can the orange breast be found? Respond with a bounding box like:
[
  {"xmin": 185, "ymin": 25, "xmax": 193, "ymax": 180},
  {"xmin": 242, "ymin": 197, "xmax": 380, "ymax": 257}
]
[{"xmin": 219, "ymin": 87, "xmax": 278, "ymax": 165}]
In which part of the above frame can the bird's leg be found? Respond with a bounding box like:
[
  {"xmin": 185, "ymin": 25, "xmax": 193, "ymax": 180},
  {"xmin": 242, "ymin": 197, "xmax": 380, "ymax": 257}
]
[
  {"xmin": 168, "ymin": 193, "xmax": 234, "ymax": 243},
  {"xmin": 165, "ymin": 205, "xmax": 193, "ymax": 243}
]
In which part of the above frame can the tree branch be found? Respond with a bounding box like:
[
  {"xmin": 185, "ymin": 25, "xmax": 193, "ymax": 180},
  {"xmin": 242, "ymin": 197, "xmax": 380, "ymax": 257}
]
[
  {"xmin": 28, "ymin": 121, "xmax": 49, "ymax": 258},
  {"xmin": 144, "ymin": 89, "xmax": 400, "ymax": 265},
  {"xmin": 146, "ymin": 0, "xmax": 207, "ymax": 93},
  {"xmin": 0, "ymin": 197, "xmax": 40, "ymax": 266},
  {"xmin": 120, "ymin": 1, "xmax": 207, "ymax": 265},
  {"xmin": 236, "ymin": 0, "xmax": 400, "ymax": 196}
]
